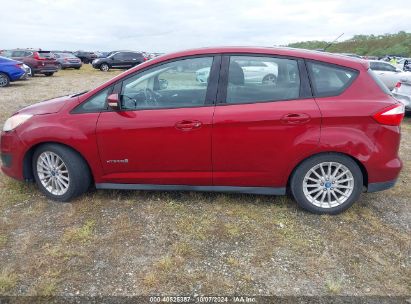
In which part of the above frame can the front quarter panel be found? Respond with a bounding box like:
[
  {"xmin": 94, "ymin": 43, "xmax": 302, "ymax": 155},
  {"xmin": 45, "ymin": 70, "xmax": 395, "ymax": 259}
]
[{"xmin": 16, "ymin": 112, "xmax": 104, "ymax": 182}]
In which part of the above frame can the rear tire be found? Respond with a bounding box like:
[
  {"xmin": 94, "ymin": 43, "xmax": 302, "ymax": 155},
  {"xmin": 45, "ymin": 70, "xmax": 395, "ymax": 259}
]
[
  {"xmin": 0, "ymin": 72, "xmax": 10, "ymax": 87},
  {"xmin": 32, "ymin": 144, "xmax": 91, "ymax": 202},
  {"xmin": 44, "ymin": 72, "xmax": 54, "ymax": 77},
  {"xmin": 290, "ymin": 153, "xmax": 363, "ymax": 214}
]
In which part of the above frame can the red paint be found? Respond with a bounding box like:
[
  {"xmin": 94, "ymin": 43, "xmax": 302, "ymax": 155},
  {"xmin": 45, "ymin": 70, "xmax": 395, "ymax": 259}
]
[{"xmin": 1, "ymin": 47, "xmax": 403, "ymax": 190}]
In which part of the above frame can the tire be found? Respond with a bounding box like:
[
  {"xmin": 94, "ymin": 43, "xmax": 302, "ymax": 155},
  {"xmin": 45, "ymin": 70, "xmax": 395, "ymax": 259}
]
[
  {"xmin": 83, "ymin": 59, "xmax": 89, "ymax": 64},
  {"xmin": 0, "ymin": 72, "xmax": 10, "ymax": 87},
  {"xmin": 57, "ymin": 63, "xmax": 62, "ymax": 70},
  {"xmin": 75, "ymin": 67, "xmax": 81, "ymax": 70},
  {"xmin": 290, "ymin": 153, "xmax": 363, "ymax": 214},
  {"xmin": 44, "ymin": 72, "xmax": 54, "ymax": 77},
  {"xmin": 262, "ymin": 74, "xmax": 277, "ymax": 85},
  {"xmin": 32, "ymin": 144, "xmax": 91, "ymax": 202},
  {"xmin": 100, "ymin": 63, "xmax": 110, "ymax": 72}
]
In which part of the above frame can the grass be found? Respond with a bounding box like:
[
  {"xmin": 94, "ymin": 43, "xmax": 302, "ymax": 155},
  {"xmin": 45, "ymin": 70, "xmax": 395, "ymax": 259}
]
[
  {"xmin": 0, "ymin": 270, "xmax": 17, "ymax": 293},
  {"xmin": 63, "ymin": 219, "xmax": 96, "ymax": 243},
  {"xmin": 0, "ymin": 235, "xmax": 7, "ymax": 247}
]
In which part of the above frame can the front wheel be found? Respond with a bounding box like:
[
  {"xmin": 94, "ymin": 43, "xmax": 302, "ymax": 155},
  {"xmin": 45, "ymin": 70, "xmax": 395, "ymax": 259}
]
[
  {"xmin": 33, "ymin": 144, "xmax": 91, "ymax": 202},
  {"xmin": 100, "ymin": 63, "xmax": 109, "ymax": 72},
  {"xmin": 290, "ymin": 154, "xmax": 363, "ymax": 214}
]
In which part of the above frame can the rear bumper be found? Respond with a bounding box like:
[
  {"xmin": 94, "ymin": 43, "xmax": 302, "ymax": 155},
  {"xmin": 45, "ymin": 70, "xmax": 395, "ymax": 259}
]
[
  {"xmin": 367, "ymin": 179, "xmax": 397, "ymax": 192},
  {"xmin": 393, "ymin": 93, "xmax": 411, "ymax": 110},
  {"xmin": 33, "ymin": 67, "xmax": 58, "ymax": 74},
  {"xmin": 62, "ymin": 63, "xmax": 82, "ymax": 68}
]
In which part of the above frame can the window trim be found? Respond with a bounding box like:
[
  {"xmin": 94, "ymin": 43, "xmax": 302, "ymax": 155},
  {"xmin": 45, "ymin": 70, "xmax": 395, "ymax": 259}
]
[
  {"xmin": 305, "ymin": 59, "xmax": 359, "ymax": 98},
  {"xmin": 71, "ymin": 54, "xmax": 221, "ymax": 114},
  {"xmin": 117, "ymin": 54, "xmax": 221, "ymax": 112},
  {"xmin": 216, "ymin": 53, "xmax": 311, "ymax": 106},
  {"xmin": 71, "ymin": 85, "xmax": 114, "ymax": 114}
]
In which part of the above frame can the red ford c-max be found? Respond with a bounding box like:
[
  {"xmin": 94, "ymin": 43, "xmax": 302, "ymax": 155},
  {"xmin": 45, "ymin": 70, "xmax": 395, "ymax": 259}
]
[{"xmin": 0, "ymin": 47, "xmax": 404, "ymax": 214}]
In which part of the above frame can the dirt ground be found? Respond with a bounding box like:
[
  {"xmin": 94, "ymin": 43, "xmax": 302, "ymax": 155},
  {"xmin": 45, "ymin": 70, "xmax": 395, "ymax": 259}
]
[{"xmin": 0, "ymin": 65, "xmax": 410, "ymax": 298}]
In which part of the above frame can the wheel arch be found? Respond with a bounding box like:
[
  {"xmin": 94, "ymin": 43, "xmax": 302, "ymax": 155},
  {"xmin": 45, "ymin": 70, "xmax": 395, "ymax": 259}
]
[
  {"xmin": 286, "ymin": 151, "xmax": 368, "ymax": 190},
  {"xmin": 23, "ymin": 141, "xmax": 94, "ymax": 183}
]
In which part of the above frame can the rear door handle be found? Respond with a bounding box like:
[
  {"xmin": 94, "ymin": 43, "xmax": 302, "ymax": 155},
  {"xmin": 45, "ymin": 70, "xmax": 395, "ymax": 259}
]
[
  {"xmin": 281, "ymin": 113, "xmax": 311, "ymax": 124},
  {"xmin": 175, "ymin": 120, "xmax": 202, "ymax": 131}
]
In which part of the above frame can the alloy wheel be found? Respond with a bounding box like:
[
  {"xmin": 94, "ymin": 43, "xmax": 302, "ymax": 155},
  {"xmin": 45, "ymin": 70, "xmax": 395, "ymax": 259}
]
[
  {"xmin": 302, "ymin": 162, "xmax": 354, "ymax": 208},
  {"xmin": 0, "ymin": 74, "xmax": 8, "ymax": 87},
  {"xmin": 36, "ymin": 151, "xmax": 70, "ymax": 196}
]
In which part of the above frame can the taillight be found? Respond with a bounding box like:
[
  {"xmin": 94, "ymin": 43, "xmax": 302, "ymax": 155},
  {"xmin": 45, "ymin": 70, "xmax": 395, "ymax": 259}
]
[
  {"xmin": 33, "ymin": 52, "xmax": 44, "ymax": 60},
  {"xmin": 14, "ymin": 64, "xmax": 23, "ymax": 69},
  {"xmin": 395, "ymin": 82, "xmax": 401, "ymax": 89},
  {"xmin": 373, "ymin": 104, "xmax": 405, "ymax": 126}
]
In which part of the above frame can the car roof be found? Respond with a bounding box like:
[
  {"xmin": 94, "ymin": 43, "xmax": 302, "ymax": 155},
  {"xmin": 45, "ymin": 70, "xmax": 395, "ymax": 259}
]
[{"xmin": 154, "ymin": 46, "xmax": 370, "ymax": 70}]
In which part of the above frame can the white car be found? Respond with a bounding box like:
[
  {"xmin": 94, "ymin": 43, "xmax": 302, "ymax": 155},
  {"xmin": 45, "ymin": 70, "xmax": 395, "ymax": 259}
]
[
  {"xmin": 392, "ymin": 77, "xmax": 411, "ymax": 112},
  {"xmin": 196, "ymin": 61, "xmax": 278, "ymax": 84},
  {"xmin": 369, "ymin": 60, "xmax": 411, "ymax": 90}
]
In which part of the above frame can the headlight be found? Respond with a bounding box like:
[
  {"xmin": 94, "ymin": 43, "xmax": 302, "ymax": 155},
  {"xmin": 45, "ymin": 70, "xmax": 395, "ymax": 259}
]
[{"xmin": 3, "ymin": 114, "xmax": 33, "ymax": 132}]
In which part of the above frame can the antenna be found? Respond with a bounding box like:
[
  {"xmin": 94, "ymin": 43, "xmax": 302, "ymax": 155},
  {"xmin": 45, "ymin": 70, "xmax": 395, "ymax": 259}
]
[{"xmin": 324, "ymin": 33, "xmax": 344, "ymax": 51}]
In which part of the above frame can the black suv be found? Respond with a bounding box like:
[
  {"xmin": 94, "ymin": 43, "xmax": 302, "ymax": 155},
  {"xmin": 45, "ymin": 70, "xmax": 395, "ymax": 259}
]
[
  {"xmin": 91, "ymin": 51, "xmax": 145, "ymax": 71},
  {"xmin": 73, "ymin": 51, "xmax": 98, "ymax": 64}
]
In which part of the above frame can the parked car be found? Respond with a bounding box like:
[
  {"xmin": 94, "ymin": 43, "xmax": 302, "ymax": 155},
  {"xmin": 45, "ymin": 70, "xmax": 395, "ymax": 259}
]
[
  {"xmin": 0, "ymin": 56, "xmax": 27, "ymax": 87},
  {"xmin": 53, "ymin": 52, "xmax": 82, "ymax": 70},
  {"xmin": 0, "ymin": 50, "xmax": 58, "ymax": 76},
  {"xmin": 392, "ymin": 78, "xmax": 411, "ymax": 112},
  {"xmin": 196, "ymin": 60, "xmax": 279, "ymax": 85},
  {"xmin": 368, "ymin": 60, "xmax": 411, "ymax": 90},
  {"xmin": 73, "ymin": 51, "xmax": 97, "ymax": 64},
  {"xmin": 1, "ymin": 47, "xmax": 404, "ymax": 214},
  {"xmin": 91, "ymin": 51, "xmax": 145, "ymax": 71}
]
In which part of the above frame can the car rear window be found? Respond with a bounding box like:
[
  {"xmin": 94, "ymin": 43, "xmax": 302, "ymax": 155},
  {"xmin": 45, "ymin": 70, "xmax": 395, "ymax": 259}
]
[
  {"xmin": 307, "ymin": 61, "xmax": 358, "ymax": 97},
  {"xmin": 38, "ymin": 51, "xmax": 54, "ymax": 59},
  {"xmin": 367, "ymin": 69, "xmax": 392, "ymax": 95}
]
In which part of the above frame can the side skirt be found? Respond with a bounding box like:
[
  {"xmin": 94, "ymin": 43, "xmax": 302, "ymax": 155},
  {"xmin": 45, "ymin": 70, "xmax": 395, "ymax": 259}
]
[{"xmin": 95, "ymin": 183, "xmax": 286, "ymax": 196}]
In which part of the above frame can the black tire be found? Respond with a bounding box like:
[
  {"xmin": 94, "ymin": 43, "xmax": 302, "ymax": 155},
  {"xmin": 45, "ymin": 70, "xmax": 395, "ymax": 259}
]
[
  {"xmin": 32, "ymin": 144, "xmax": 91, "ymax": 202},
  {"xmin": 75, "ymin": 67, "xmax": 81, "ymax": 70},
  {"xmin": 0, "ymin": 72, "xmax": 10, "ymax": 87},
  {"xmin": 100, "ymin": 63, "xmax": 110, "ymax": 72},
  {"xmin": 290, "ymin": 153, "xmax": 363, "ymax": 214},
  {"xmin": 44, "ymin": 72, "xmax": 54, "ymax": 77}
]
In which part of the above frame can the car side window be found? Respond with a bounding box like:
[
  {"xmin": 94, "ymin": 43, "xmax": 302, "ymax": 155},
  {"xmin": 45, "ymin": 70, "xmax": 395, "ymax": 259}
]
[
  {"xmin": 307, "ymin": 61, "xmax": 358, "ymax": 97},
  {"xmin": 382, "ymin": 63, "xmax": 396, "ymax": 72},
  {"xmin": 113, "ymin": 53, "xmax": 124, "ymax": 60},
  {"xmin": 120, "ymin": 57, "xmax": 213, "ymax": 110},
  {"xmin": 225, "ymin": 55, "xmax": 300, "ymax": 104},
  {"xmin": 73, "ymin": 87, "xmax": 111, "ymax": 113},
  {"xmin": 12, "ymin": 51, "xmax": 25, "ymax": 57}
]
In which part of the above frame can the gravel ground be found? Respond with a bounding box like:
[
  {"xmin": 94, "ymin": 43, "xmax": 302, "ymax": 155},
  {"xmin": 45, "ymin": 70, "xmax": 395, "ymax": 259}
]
[{"xmin": 0, "ymin": 65, "xmax": 410, "ymax": 298}]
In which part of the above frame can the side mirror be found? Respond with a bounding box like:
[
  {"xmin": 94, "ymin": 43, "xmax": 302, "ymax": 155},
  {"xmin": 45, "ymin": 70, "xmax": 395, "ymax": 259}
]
[
  {"xmin": 159, "ymin": 79, "xmax": 168, "ymax": 90},
  {"xmin": 107, "ymin": 93, "xmax": 120, "ymax": 110}
]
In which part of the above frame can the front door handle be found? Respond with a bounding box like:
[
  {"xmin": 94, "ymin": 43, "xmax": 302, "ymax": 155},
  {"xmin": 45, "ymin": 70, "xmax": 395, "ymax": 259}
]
[
  {"xmin": 281, "ymin": 113, "xmax": 311, "ymax": 124},
  {"xmin": 175, "ymin": 120, "xmax": 202, "ymax": 131}
]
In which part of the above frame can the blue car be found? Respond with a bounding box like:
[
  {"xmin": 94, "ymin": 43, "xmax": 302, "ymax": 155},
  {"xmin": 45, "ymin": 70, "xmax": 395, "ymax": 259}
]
[{"xmin": 0, "ymin": 56, "xmax": 27, "ymax": 87}]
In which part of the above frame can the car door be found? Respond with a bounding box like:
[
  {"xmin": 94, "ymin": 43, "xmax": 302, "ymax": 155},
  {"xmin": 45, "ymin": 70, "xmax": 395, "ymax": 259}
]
[
  {"xmin": 110, "ymin": 53, "xmax": 126, "ymax": 68},
  {"xmin": 212, "ymin": 55, "xmax": 321, "ymax": 188},
  {"xmin": 96, "ymin": 55, "xmax": 220, "ymax": 185}
]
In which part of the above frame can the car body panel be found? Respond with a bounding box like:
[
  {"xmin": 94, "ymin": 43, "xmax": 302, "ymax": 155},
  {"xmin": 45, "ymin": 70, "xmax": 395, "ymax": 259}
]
[{"xmin": 0, "ymin": 56, "xmax": 26, "ymax": 81}]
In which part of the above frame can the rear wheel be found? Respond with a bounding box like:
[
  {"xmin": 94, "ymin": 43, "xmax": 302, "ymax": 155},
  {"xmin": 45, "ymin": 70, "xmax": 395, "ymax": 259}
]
[
  {"xmin": 0, "ymin": 73, "xmax": 10, "ymax": 87},
  {"xmin": 290, "ymin": 153, "xmax": 363, "ymax": 214},
  {"xmin": 100, "ymin": 63, "xmax": 110, "ymax": 72},
  {"xmin": 33, "ymin": 144, "xmax": 91, "ymax": 202},
  {"xmin": 44, "ymin": 72, "xmax": 54, "ymax": 77},
  {"xmin": 262, "ymin": 74, "xmax": 277, "ymax": 85},
  {"xmin": 57, "ymin": 63, "xmax": 62, "ymax": 70}
]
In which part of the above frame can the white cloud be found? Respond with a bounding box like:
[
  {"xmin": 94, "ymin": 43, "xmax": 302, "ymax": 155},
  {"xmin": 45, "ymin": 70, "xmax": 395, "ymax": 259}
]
[{"xmin": 0, "ymin": 0, "xmax": 410, "ymax": 52}]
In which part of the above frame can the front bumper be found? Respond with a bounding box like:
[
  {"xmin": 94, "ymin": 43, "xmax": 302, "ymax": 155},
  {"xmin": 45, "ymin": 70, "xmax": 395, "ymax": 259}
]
[{"xmin": 0, "ymin": 130, "xmax": 27, "ymax": 180}]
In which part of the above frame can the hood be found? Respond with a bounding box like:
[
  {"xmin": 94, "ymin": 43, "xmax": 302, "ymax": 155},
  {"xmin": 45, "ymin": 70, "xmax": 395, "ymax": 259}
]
[{"xmin": 17, "ymin": 95, "xmax": 73, "ymax": 115}]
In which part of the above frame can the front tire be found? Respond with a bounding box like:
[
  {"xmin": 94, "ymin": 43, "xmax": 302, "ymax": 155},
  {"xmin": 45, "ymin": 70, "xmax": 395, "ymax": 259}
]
[
  {"xmin": 0, "ymin": 72, "xmax": 10, "ymax": 87},
  {"xmin": 33, "ymin": 144, "xmax": 91, "ymax": 202},
  {"xmin": 100, "ymin": 63, "xmax": 110, "ymax": 72},
  {"xmin": 290, "ymin": 153, "xmax": 363, "ymax": 214}
]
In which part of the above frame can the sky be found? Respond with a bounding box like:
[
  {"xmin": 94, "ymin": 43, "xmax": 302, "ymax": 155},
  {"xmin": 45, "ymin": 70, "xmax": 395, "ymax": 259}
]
[{"xmin": 1, "ymin": 0, "xmax": 410, "ymax": 53}]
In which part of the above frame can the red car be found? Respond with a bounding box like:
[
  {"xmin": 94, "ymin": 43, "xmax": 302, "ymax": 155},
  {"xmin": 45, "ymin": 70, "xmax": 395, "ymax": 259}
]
[{"xmin": 0, "ymin": 47, "xmax": 404, "ymax": 214}]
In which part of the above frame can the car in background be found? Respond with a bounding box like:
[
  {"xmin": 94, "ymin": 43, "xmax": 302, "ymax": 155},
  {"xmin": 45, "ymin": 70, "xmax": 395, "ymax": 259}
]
[
  {"xmin": 53, "ymin": 52, "xmax": 82, "ymax": 70},
  {"xmin": 1, "ymin": 47, "xmax": 404, "ymax": 214},
  {"xmin": 392, "ymin": 78, "xmax": 411, "ymax": 112},
  {"xmin": 91, "ymin": 51, "xmax": 145, "ymax": 71},
  {"xmin": 0, "ymin": 50, "xmax": 58, "ymax": 77},
  {"xmin": 0, "ymin": 56, "xmax": 27, "ymax": 87},
  {"xmin": 196, "ymin": 59, "xmax": 279, "ymax": 85},
  {"xmin": 394, "ymin": 58, "xmax": 411, "ymax": 71},
  {"xmin": 368, "ymin": 60, "xmax": 411, "ymax": 90},
  {"xmin": 73, "ymin": 51, "xmax": 98, "ymax": 64}
]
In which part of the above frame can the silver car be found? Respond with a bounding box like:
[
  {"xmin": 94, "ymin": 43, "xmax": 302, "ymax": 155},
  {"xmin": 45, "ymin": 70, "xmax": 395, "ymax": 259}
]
[{"xmin": 392, "ymin": 77, "xmax": 411, "ymax": 112}]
